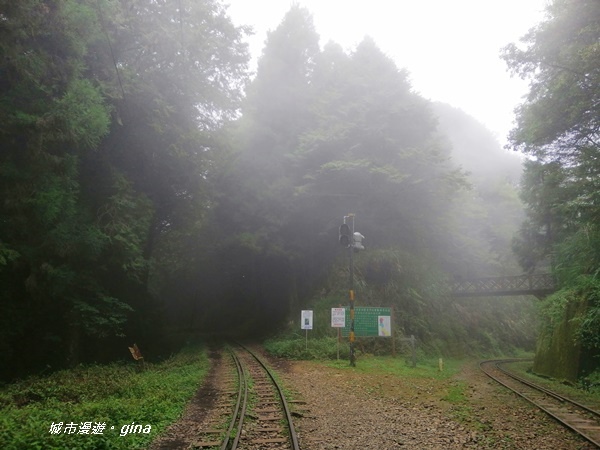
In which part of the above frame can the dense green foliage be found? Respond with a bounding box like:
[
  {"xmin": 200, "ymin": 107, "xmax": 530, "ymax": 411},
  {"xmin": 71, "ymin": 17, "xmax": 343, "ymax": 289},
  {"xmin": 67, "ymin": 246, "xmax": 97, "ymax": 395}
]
[
  {"xmin": 0, "ymin": 0, "xmax": 560, "ymax": 385},
  {"xmin": 0, "ymin": 0, "xmax": 249, "ymax": 379},
  {"xmin": 198, "ymin": 6, "xmax": 533, "ymax": 358},
  {"xmin": 0, "ymin": 345, "xmax": 209, "ymax": 450},
  {"xmin": 503, "ymin": 0, "xmax": 600, "ymax": 378},
  {"xmin": 10, "ymin": 1, "xmax": 600, "ymax": 446}
]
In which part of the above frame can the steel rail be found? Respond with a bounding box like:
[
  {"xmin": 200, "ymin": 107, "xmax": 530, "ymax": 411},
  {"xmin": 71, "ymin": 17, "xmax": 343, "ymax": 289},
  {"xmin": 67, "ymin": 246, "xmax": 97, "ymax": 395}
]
[
  {"xmin": 221, "ymin": 350, "xmax": 247, "ymax": 450},
  {"xmin": 494, "ymin": 360, "xmax": 600, "ymax": 415},
  {"xmin": 480, "ymin": 359, "xmax": 600, "ymax": 448},
  {"xmin": 235, "ymin": 344, "xmax": 301, "ymax": 450}
]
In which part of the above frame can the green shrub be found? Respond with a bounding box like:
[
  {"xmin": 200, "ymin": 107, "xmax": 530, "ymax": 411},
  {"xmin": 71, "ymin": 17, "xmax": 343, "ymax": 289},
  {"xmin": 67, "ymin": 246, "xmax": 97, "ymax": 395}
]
[
  {"xmin": 264, "ymin": 336, "xmax": 350, "ymax": 360},
  {"xmin": 0, "ymin": 345, "xmax": 209, "ymax": 450},
  {"xmin": 580, "ymin": 370, "xmax": 600, "ymax": 394}
]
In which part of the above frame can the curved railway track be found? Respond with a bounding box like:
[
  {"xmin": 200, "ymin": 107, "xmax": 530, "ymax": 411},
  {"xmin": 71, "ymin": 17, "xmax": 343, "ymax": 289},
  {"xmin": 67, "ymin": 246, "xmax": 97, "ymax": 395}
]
[
  {"xmin": 480, "ymin": 359, "xmax": 600, "ymax": 448},
  {"xmin": 194, "ymin": 344, "xmax": 300, "ymax": 450}
]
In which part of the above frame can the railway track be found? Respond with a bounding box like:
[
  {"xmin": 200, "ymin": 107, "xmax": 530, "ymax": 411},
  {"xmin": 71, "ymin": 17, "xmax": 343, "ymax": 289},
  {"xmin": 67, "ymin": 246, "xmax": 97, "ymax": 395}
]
[
  {"xmin": 480, "ymin": 359, "xmax": 600, "ymax": 448},
  {"xmin": 193, "ymin": 344, "xmax": 300, "ymax": 450}
]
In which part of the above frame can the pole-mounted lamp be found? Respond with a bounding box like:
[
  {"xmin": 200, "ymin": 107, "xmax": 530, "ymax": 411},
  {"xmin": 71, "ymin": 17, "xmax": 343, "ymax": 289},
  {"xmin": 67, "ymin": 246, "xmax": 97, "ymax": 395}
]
[{"xmin": 338, "ymin": 214, "xmax": 365, "ymax": 366}]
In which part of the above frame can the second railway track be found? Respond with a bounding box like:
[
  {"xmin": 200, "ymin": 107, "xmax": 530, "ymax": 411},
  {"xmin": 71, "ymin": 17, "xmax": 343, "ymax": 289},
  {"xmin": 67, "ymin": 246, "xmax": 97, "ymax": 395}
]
[{"xmin": 480, "ymin": 359, "xmax": 600, "ymax": 448}]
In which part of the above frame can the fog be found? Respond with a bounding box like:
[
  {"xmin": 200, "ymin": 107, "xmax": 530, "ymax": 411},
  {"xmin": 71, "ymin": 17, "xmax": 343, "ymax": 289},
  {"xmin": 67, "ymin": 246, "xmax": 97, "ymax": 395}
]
[
  {"xmin": 0, "ymin": 0, "xmax": 546, "ymax": 379},
  {"xmin": 226, "ymin": 0, "xmax": 547, "ymax": 147}
]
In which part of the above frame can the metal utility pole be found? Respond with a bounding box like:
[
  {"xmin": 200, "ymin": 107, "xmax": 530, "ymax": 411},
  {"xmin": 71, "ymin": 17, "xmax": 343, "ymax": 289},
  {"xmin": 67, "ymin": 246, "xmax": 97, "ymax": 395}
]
[
  {"xmin": 339, "ymin": 214, "xmax": 358, "ymax": 366},
  {"xmin": 348, "ymin": 215, "xmax": 355, "ymax": 367}
]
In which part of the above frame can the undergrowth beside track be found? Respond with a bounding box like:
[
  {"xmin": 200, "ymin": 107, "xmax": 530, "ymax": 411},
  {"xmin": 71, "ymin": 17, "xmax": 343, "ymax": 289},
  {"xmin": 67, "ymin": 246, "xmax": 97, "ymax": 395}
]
[{"xmin": 0, "ymin": 345, "xmax": 209, "ymax": 450}]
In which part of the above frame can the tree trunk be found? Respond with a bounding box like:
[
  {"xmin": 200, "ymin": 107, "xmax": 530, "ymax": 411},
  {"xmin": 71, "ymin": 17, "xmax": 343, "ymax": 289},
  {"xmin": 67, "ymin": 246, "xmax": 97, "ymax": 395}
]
[{"xmin": 66, "ymin": 318, "xmax": 81, "ymax": 368}]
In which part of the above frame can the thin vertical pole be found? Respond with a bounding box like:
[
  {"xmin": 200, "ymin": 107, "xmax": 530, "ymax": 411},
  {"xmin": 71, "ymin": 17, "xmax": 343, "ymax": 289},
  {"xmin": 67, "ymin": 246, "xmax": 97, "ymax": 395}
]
[
  {"xmin": 305, "ymin": 329, "xmax": 308, "ymax": 351},
  {"xmin": 349, "ymin": 214, "xmax": 356, "ymax": 367},
  {"xmin": 337, "ymin": 305, "xmax": 341, "ymax": 360},
  {"xmin": 391, "ymin": 305, "xmax": 396, "ymax": 357},
  {"xmin": 337, "ymin": 327, "xmax": 340, "ymax": 360}
]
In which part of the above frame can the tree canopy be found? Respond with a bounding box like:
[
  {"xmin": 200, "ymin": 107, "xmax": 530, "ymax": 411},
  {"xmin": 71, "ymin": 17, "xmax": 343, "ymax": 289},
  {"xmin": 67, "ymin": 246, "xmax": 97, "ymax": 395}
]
[
  {"xmin": 0, "ymin": 1, "xmax": 537, "ymax": 381},
  {"xmin": 503, "ymin": 0, "xmax": 600, "ymax": 376},
  {"xmin": 0, "ymin": 0, "xmax": 249, "ymax": 378},
  {"xmin": 503, "ymin": 0, "xmax": 600, "ymax": 272}
]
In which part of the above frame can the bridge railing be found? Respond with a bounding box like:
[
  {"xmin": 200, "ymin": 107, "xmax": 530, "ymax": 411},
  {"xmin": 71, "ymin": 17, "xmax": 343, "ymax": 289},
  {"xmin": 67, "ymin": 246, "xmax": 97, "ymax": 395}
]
[{"xmin": 449, "ymin": 273, "xmax": 556, "ymax": 298}]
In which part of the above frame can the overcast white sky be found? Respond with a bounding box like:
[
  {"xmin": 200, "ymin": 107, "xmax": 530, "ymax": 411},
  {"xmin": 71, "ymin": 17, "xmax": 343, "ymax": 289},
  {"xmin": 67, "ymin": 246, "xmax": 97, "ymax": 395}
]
[{"xmin": 225, "ymin": 0, "xmax": 549, "ymax": 147}]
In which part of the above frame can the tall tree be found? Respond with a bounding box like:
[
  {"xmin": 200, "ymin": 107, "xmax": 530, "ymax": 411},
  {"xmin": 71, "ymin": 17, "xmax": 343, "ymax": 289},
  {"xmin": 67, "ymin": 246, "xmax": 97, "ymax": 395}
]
[
  {"xmin": 0, "ymin": 0, "xmax": 249, "ymax": 377},
  {"xmin": 294, "ymin": 37, "xmax": 467, "ymax": 254},
  {"xmin": 503, "ymin": 0, "xmax": 600, "ymax": 378},
  {"xmin": 189, "ymin": 6, "xmax": 323, "ymax": 327},
  {"xmin": 245, "ymin": 4, "xmax": 320, "ymax": 143},
  {"xmin": 209, "ymin": 25, "xmax": 472, "ymax": 332},
  {"xmin": 0, "ymin": 0, "xmax": 118, "ymax": 374},
  {"xmin": 503, "ymin": 0, "xmax": 600, "ymax": 262}
]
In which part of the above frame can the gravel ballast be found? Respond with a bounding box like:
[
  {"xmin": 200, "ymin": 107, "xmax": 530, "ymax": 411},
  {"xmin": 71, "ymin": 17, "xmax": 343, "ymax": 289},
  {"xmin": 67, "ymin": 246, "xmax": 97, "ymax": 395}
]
[
  {"xmin": 150, "ymin": 352, "xmax": 596, "ymax": 449},
  {"xmin": 277, "ymin": 359, "xmax": 595, "ymax": 449}
]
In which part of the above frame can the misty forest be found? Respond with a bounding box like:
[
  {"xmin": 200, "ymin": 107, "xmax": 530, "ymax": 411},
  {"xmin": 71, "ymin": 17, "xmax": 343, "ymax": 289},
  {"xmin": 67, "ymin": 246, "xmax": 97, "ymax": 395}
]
[{"xmin": 0, "ymin": 0, "xmax": 599, "ymax": 388}]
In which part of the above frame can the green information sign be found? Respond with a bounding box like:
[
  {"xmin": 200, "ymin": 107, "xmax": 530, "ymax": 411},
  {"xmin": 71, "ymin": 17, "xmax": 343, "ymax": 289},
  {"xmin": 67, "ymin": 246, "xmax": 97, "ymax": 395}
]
[{"xmin": 341, "ymin": 307, "xmax": 392, "ymax": 337}]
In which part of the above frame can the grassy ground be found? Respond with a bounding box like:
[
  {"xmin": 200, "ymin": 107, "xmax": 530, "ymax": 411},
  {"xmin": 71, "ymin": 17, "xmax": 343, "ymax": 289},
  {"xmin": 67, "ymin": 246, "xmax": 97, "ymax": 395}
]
[
  {"xmin": 323, "ymin": 353, "xmax": 461, "ymax": 380},
  {"xmin": 505, "ymin": 360, "xmax": 600, "ymax": 409},
  {"xmin": 0, "ymin": 345, "xmax": 209, "ymax": 450},
  {"xmin": 4, "ymin": 338, "xmax": 594, "ymax": 450}
]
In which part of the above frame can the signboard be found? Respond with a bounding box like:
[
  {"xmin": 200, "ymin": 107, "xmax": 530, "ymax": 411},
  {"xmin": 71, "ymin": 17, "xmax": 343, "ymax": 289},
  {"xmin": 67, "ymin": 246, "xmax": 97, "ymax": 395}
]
[
  {"xmin": 301, "ymin": 310, "xmax": 313, "ymax": 330},
  {"xmin": 378, "ymin": 316, "xmax": 391, "ymax": 336},
  {"xmin": 340, "ymin": 307, "xmax": 392, "ymax": 337},
  {"xmin": 331, "ymin": 308, "xmax": 346, "ymax": 328}
]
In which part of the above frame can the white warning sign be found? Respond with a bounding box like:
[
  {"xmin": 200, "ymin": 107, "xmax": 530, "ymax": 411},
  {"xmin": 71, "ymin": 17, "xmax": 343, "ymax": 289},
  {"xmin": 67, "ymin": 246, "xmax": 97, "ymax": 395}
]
[
  {"xmin": 331, "ymin": 308, "xmax": 346, "ymax": 328},
  {"xmin": 301, "ymin": 310, "xmax": 313, "ymax": 330}
]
